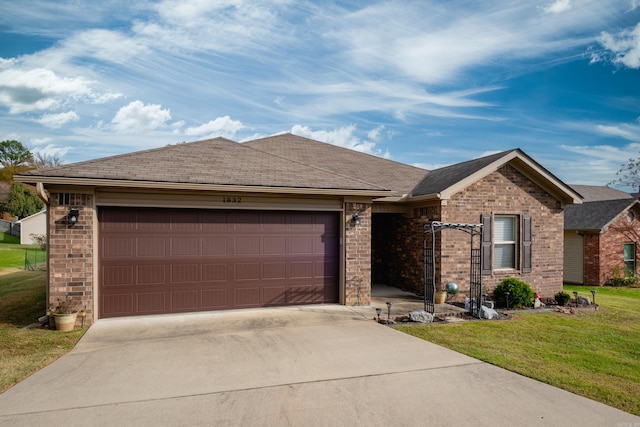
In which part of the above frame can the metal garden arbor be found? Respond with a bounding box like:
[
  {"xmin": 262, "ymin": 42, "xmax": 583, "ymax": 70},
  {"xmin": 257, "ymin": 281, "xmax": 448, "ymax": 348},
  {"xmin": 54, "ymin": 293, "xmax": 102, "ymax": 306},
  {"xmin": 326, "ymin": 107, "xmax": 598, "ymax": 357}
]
[{"xmin": 423, "ymin": 221, "xmax": 484, "ymax": 318}]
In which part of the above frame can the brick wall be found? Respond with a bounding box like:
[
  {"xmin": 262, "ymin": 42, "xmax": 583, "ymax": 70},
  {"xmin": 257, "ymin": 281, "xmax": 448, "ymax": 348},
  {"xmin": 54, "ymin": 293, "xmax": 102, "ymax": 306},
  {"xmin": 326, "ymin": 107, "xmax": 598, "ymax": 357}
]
[
  {"xmin": 592, "ymin": 204, "xmax": 640, "ymax": 285},
  {"xmin": 442, "ymin": 165, "xmax": 565, "ymax": 297},
  {"xmin": 48, "ymin": 192, "xmax": 95, "ymax": 326},
  {"xmin": 373, "ymin": 165, "xmax": 565, "ymax": 298},
  {"xmin": 583, "ymin": 233, "xmax": 600, "ymax": 286},
  {"xmin": 345, "ymin": 202, "xmax": 372, "ymax": 305}
]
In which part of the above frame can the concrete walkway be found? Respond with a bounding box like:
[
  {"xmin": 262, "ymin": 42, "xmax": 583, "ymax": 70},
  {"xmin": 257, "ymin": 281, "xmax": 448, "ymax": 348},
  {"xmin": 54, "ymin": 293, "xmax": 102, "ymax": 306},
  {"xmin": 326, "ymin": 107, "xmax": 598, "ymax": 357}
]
[{"xmin": 0, "ymin": 304, "xmax": 638, "ymax": 426}]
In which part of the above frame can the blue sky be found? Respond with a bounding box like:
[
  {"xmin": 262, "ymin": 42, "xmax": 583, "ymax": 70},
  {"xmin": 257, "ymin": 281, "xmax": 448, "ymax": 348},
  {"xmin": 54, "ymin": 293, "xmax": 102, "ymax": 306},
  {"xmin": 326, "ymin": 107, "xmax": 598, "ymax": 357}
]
[{"xmin": 1, "ymin": 0, "xmax": 640, "ymax": 189}]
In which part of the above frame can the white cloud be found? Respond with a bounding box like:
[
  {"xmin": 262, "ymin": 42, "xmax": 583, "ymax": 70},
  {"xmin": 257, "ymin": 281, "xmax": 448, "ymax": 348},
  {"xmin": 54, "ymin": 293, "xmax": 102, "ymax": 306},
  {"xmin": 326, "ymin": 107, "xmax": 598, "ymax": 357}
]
[
  {"xmin": 38, "ymin": 111, "xmax": 80, "ymax": 128},
  {"xmin": 31, "ymin": 143, "xmax": 71, "ymax": 160},
  {"xmin": 184, "ymin": 116, "xmax": 245, "ymax": 139},
  {"xmin": 367, "ymin": 125, "xmax": 385, "ymax": 142},
  {"xmin": 111, "ymin": 100, "xmax": 172, "ymax": 132},
  {"xmin": 0, "ymin": 67, "xmax": 93, "ymax": 113},
  {"xmin": 60, "ymin": 29, "xmax": 149, "ymax": 64},
  {"xmin": 599, "ymin": 23, "xmax": 640, "ymax": 69},
  {"xmin": 596, "ymin": 124, "xmax": 640, "ymax": 141},
  {"xmin": 290, "ymin": 124, "xmax": 390, "ymax": 158},
  {"xmin": 543, "ymin": 0, "xmax": 572, "ymax": 14}
]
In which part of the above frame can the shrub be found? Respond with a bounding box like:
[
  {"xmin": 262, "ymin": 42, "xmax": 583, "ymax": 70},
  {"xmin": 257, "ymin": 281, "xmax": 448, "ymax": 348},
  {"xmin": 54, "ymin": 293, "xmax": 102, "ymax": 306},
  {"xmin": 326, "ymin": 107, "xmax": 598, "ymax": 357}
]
[
  {"xmin": 554, "ymin": 291, "xmax": 571, "ymax": 306},
  {"xmin": 491, "ymin": 277, "xmax": 535, "ymax": 309}
]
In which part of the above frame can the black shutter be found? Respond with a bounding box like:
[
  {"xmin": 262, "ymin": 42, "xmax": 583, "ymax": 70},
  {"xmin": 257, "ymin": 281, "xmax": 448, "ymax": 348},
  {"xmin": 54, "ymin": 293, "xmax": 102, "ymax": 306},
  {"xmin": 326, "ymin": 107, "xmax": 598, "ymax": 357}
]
[
  {"xmin": 481, "ymin": 214, "xmax": 492, "ymax": 275},
  {"xmin": 522, "ymin": 214, "xmax": 532, "ymax": 273}
]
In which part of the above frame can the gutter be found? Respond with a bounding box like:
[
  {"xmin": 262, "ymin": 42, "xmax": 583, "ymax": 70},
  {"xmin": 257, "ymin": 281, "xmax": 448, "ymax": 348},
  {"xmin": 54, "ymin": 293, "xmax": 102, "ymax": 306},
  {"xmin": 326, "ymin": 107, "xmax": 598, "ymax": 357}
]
[{"xmin": 14, "ymin": 176, "xmax": 394, "ymax": 198}]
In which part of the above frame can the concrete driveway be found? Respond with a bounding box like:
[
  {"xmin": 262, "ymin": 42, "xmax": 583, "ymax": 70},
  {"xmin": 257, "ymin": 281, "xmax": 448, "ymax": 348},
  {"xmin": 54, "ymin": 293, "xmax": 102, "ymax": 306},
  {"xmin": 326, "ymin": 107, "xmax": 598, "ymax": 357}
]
[{"xmin": 0, "ymin": 305, "xmax": 638, "ymax": 426}]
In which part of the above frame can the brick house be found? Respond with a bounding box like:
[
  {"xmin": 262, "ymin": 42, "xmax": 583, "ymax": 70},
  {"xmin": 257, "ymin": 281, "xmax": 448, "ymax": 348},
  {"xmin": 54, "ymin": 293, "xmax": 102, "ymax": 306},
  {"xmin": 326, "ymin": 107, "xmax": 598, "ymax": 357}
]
[
  {"xmin": 564, "ymin": 185, "xmax": 640, "ymax": 286},
  {"xmin": 15, "ymin": 134, "xmax": 580, "ymax": 325}
]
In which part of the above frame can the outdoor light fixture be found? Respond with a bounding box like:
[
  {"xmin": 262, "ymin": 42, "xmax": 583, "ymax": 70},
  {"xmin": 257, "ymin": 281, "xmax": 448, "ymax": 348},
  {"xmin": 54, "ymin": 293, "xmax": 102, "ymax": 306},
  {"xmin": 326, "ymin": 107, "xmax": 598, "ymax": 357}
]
[
  {"xmin": 573, "ymin": 291, "xmax": 579, "ymax": 306},
  {"xmin": 352, "ymin": 212, "xmax": 360, "ymax": 225},
  {"xmin": 67, "ymin": 209, "xmax": 79, "ymax": 225},
  {"xmin": 590, "ymin": 290, "xmax": 596, "ymax": 305},
  {"xmin": 504, "ymin": 291, "xmax": 511, "ymax": 310},
  {"xmin": 386, "ymin": 301, "xmax": 393, "ymax": 322},
  {"xmin": 375, "ymin": 307, "xmax": 382, "ymax": 323}
]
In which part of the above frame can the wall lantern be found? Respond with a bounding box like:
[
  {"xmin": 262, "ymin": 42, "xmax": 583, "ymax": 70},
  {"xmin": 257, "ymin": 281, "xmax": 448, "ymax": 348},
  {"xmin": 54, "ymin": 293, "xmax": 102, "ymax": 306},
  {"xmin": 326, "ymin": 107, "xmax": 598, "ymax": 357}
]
[
  {"xmin": 67, "ymin": 209, "xmax": 79, "ymax": 225},
  {"xmin": 352, "ymin": 212, "xmax": 361, "ymax": 225}
]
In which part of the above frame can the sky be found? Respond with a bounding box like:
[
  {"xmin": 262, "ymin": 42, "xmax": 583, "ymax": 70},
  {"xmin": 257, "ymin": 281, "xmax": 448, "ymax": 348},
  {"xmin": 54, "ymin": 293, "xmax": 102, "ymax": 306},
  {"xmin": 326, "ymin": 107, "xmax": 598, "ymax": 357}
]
[{"xmin": 1, "ymin": 0, "xmax": 640, "ymax": 190}]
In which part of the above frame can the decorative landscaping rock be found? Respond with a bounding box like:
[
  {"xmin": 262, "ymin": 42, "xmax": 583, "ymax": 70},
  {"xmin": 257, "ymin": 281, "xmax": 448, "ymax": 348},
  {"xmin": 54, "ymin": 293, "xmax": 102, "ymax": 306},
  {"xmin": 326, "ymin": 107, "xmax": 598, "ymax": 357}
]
[
  {"xmin": 577, "ymin": 296, "xmax": 591, "ymax": 305},
  {"xmin": 480, "ymin": 305, "xmax": 500, "ymax": 320},
  {"xmin": 409, "ymin": 310, "xmax": 434, "ymax": 323}
]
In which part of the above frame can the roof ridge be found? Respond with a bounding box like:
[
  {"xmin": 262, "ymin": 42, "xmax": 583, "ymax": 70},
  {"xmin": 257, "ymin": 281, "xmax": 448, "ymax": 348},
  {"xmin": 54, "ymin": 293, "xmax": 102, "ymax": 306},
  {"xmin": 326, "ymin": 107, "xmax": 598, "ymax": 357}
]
[
  {"xmin": 250, "ymin": 133, "xmax": 430, "ymax": 173},
  {"xmin": 241, "ymin": 135, "xmax": 390, "ymax": 190}
]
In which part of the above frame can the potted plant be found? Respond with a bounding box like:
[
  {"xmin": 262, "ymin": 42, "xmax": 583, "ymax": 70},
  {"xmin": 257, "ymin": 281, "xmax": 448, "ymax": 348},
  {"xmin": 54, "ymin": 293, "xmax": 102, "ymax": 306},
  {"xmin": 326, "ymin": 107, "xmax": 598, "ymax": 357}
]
[{"xmin": 51, "ymin": 298, "xmax": 80, "ymax": 331}]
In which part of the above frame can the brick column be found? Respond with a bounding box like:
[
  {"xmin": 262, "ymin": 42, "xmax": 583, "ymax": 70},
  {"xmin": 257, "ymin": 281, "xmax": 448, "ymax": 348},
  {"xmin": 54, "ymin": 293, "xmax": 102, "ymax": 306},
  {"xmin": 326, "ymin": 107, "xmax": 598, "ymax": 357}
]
[
  {"xmin": 48, "ymin": 192, "xmax": 95, "ymax": 326},
  {"xmin": 344, "ymin": 202, "xmax": 371, "ymax": 306}
]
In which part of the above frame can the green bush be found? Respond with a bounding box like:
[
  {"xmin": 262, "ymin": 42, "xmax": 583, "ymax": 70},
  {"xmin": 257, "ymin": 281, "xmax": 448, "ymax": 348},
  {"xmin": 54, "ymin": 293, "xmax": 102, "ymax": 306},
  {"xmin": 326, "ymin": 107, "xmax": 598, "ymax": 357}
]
[
  {"xmin": 554, "ymin": 291, "xmax": 571, "ymax": 306},
  {"xmin": 492, "ymin": 277, "xmax": 535, "ymax": 309}
]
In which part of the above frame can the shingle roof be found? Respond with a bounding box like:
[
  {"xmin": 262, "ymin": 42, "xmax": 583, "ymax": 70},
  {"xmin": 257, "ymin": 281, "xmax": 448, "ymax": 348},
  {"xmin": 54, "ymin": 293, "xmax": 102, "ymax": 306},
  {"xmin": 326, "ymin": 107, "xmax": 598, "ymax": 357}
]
[
  {"xmin": 17, "ymin": 136, "xmax": 390, "ymax": 193},
  {"xmin": 564, "ymin": 185, "xmax": 637, "ymax": 230},
  {"xmin": 569, "ymin": 185, "xmax": 632, "ymax": 202},
  {"xmin": 243, "ymin": 133, "xmax": 428, "ymax": 196},
  {"xmin": 410, "ymin": 150, "xmax": 516, "ymax": 196},
  {"xmin": 564, "ymin": 198, "xmax": 637, "ymax": 230}
]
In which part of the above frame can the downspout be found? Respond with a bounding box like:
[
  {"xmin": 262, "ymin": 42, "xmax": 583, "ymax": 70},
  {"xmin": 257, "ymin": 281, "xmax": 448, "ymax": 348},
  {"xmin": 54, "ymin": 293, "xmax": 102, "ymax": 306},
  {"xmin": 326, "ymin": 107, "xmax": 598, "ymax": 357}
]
[{"xmin": 34, "ymin": 182, "xmax": 51, "ymax": 314}]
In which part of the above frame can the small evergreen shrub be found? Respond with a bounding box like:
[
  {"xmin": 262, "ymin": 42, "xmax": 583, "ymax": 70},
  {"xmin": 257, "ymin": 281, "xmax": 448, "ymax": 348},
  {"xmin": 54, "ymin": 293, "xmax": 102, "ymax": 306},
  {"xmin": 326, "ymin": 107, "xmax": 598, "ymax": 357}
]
[
  {"xmin": 554, "ymin": 291, "xmax": 570, "ymax": 306},
  {"xmin": 491, "ymin": 277, "xmax": 535, "ymax": 309}
]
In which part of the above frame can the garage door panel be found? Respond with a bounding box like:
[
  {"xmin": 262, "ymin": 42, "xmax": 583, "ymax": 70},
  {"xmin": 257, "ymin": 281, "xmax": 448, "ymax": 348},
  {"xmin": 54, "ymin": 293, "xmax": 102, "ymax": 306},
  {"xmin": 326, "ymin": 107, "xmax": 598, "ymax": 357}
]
[
  {"xmin": 235, "ymin": 287, "xmax": 261, "ymax": 307},
  {"xmin": 235, "ymin": 263, "xmax": 260, "ymax": 281},
  {"xmin": 263, "ymin": 237, "xmax": 286, "ymax": 255},
  {"xmin": 171, "ymin": 237, "xmax": 199, "ymax": 256},
  {"xmin": 201, "ymin": 289, "xmax": 228, "ymax": 309},
  {"xmin": 201, "ymin": 263, "xmax": 227, "ymax": 281},
  {"xmin": 262, "ymin": 286, "xmax": 286, "ymax": 305},
  {"xmin": 137, "ymin": 292, "xmax": 165, "ymax": 312},
  {"xmin": 102, "ymin": 237, "xmax": 135, "ymax": 258},
  {"xmin": 170, "ymin": 211, "xmax": 200, "ymax": 229},
  {"xmin": 100, "ymin": 208, "xmax": 339, "ymax": 318},
  {"xmin": 137, "ymin": 237, "xmax": 166, "ymax": 257},
  {"xmin": 202, "ymin": 237, "xmax": 228, "ymax": 256},
  {"xmin": 137, "ymin": 265, "xmax": 166, "ymax": 285},
  {"xmin": 102, "ymin": 294, "xmax": 134, "ymax": 315},
  {"xmin": 103, "ymin": 266, "xmax": 134, "ymax": 286},
  {"xmin": 171, "ymin": 290, "xmax": 199, "ymax": 310},
  {"xmin": 263, "ymin": 262, "xmax": 286, "ymax": 279},
  {"xmin": 171, "ymin": 264, "xmax": 199, "ymax": 283}
]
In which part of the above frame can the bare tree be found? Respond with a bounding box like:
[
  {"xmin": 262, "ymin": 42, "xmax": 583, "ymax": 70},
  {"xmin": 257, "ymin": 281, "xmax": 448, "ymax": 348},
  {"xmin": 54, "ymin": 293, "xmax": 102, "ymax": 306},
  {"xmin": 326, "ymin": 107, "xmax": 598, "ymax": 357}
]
[{"xmin": 30, "ymin": 152, "xmax": 63, "ymax": 169}]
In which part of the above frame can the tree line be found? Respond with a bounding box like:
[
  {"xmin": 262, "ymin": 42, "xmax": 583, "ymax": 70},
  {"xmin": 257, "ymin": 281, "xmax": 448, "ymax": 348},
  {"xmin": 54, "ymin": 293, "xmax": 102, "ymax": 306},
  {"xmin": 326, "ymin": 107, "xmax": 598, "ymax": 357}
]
[{"xmin": 1, "ymin": 140, "xmax": 62, "ymax": 220}]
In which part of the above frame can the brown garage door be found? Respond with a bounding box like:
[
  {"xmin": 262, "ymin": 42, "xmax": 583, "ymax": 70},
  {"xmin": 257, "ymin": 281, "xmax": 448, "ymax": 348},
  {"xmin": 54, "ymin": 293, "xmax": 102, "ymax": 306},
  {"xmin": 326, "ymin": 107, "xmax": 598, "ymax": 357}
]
[{"xmin": 99, "ymin": 207, "xmax": 339, "ymax": 318}]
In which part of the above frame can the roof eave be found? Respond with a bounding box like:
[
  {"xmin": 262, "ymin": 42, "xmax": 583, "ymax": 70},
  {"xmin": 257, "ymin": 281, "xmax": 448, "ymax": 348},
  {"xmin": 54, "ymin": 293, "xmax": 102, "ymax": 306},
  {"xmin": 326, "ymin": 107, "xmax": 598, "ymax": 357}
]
[
  {"xmin": 14, "ymin": 176, "xmax": 393, "ymax": 197},
  {"xmin": 434, "ymin": 150, "xmax": 582, "ymax": 204}
]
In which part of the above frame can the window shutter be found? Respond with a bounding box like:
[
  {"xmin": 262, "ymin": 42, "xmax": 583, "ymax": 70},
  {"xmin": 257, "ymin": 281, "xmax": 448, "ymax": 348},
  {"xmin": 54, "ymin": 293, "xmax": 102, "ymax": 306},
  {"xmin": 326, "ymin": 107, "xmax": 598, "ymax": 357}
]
[
  {"xmin": 522, "ymin": 214, "xmax": 532, "ymax": 273},
  {"xmin": 481, "ymin": 214, "xmax": 492, "ymax": 275}
]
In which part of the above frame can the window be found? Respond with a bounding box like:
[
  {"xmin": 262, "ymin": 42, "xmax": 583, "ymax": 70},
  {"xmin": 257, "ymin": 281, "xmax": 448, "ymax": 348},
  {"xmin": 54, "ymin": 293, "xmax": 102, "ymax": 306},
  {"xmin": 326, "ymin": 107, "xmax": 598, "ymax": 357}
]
[
  {"xmin": 624, "ymin": 243, "xmax": 636, "ymax": 277},
  {"xmin": 494, "ymin": 215, "xmax": 518, "ymax": 269},
  {"xmin": 481, "ymin": 213, "xmax": 531, "ymax": 275}
]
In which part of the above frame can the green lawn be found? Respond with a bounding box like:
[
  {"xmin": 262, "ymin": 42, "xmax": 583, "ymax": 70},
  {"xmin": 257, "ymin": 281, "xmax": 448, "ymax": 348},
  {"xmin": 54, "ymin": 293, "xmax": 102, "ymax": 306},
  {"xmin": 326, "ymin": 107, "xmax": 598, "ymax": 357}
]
[
  {"xmin": 397, "ymin": 285, "xmax": 640, "ymax": 416},
  {"xmin": 0, "ymin": 270, "xmax": 85, "ymax": 393},
  {"xmin": 0, "ymin": 231, "xmax": 46, "ymax": 272}
]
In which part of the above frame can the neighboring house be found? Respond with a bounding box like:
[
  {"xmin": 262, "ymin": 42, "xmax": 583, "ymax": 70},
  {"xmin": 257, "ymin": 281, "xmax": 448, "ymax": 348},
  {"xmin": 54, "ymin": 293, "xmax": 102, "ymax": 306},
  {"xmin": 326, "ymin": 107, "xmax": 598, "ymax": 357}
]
[
  {"xmin": 15, "ymin": 134, "xmax": 581, "ymax": 325},
  {"xmin": 15, "ymin": 208, "xmax": 47, "ymax": 245},
  {"xmin": 564, "ymin": 185, "xmax": 640, "ymax": 286}
]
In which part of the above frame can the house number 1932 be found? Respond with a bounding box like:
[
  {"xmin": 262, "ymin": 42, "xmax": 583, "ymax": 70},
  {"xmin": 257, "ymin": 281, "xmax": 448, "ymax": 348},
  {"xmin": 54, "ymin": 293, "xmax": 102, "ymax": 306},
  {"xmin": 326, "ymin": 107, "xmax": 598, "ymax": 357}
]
[{"xmin": 223, "ymin": 197, "xmax": 242, "ymax": 204}]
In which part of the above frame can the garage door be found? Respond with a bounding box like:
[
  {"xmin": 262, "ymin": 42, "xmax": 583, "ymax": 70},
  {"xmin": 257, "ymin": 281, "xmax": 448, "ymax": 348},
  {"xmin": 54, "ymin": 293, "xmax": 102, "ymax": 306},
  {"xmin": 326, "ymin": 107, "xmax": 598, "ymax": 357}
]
[{"xmin": 99, "ymin": 207, "xmax": 339, "ymax": 318}]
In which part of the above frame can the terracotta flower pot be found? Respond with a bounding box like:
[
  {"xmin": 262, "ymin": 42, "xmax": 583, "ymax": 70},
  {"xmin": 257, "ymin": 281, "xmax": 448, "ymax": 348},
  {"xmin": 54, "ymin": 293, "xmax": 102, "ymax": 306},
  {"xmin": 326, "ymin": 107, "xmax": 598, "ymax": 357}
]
[
  {"xmin": 54, "ymin": 313, "xmax": 78, "ymax": 331},
  {"xmin": 435, "ymin": 290, "xmax": 447, "ymax": 304}
]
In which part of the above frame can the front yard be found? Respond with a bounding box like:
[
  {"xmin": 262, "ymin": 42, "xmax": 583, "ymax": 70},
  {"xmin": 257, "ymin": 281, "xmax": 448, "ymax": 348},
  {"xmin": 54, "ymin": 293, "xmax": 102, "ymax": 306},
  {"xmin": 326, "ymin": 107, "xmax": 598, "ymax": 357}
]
[
  {"xmin": 398, "ymin": 285, "xmax": 640, "ymax": 416},
  {"xmin": 0, "ymin": 270, "xmax": 85, "ymax": 393}
]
